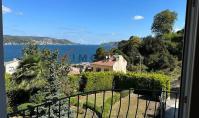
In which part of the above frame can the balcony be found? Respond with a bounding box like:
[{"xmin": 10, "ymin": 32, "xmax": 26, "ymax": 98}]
[{"xmin": 7, "ymin": 89, "xmax": 179, "ymax": 118}]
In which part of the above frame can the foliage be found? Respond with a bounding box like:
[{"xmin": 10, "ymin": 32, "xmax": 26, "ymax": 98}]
[
  {"xmin": 151, "ymin": 9, "xmax": 177, "ymax": 35},
  {"xmin": 145, "ymin": 51, "xmax": 177, "ymax": 71},
  {"xmin": 81, "ymin": 72, "xmax": 114, "ymax": 91},
  {"xmin": 139, "ymin": 36, "xmax": 167, "ymax": 56},
  {"xmin": 113, "ymin": 72, "xmax": 170, "ymax": 92},
  {"xmin": 127, "ymin": 65, "xmax": 148, "ymax": 72},
  {"xmin": 117, "ymin": 36, "xmax": 141, "ymax": 65},
  {"xmin": 163, "ymin": 32, "xmax": 184, "ymax": 60},
  {"xmin": 59, "ymin": 75, "xmax": 80, "ymax": 96},
  {"xmin": 5, "ymin": 73, "xmax": 12, "ymax": 92},
  {"xmin": 35, "ymin": 48, "xmax": 71, "ymax": 117},
  {"xmin": 139, "ymin": 36, "xmax": 177, "ymax": 71},
  {"xmin": 7, "ymin": 44, "xmax": 75, "ymax": 116},
  {"xmin": 80, "ymin": 72, "xmax": 170, "ymax": 92},
  {"xmin": 94, "ymin": 47, "xmax": 107, "ymax": 61},
  {"xmin": 17, "ymin": 103, "xmax": 35, "ymax": 111}
]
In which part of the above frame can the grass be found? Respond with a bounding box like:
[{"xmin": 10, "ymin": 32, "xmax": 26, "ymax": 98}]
[
  {"xmin": 111, "ymin": 93, "xmax": 159, "ymax": 118},
  {"xmin": 70, "ymin": 91, "xmax": 160, "ymax": 118},
  {"xmin": 70, "ymin": 91, "xmax": 116, "ymax": 118}
]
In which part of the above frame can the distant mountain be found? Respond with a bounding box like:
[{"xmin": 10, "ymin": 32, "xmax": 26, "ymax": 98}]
[
  {"xmin": 3, "ymin": 35, "xmax": 75, "ymax": 45},
  {"xmin": 100, "ymin": 41, "xmax": 118, "ymax": 48}
]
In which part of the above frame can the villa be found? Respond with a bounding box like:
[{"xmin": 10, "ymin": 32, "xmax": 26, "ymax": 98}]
[
  {"xmin": 4, "ymin": 58, "xmax": 20, "ymax": 74},
  {"xmin": 91, "ymin": 55, "xmax": 127, "ymax": 73}
]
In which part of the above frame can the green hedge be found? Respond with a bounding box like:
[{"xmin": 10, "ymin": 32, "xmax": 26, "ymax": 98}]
[
  {"xmin": 68, "ymin": 75, "xmax": 81, "ymax": 91},
  {"xmin": 81, "ymin": 72, "xmax": 170, "ymax": 92},
  {"xmin": 81, "ymin": 72, "xmax": 114, "ymax": 91},
  {"xmin": 113, "ymin": 73, "xmax": 170, "ymax": 91}
]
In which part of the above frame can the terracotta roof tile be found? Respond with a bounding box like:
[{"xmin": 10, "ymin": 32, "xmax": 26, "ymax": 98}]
[{"xmin": 91, "ymin": 58, "xmax": 116, "ymax": 67}]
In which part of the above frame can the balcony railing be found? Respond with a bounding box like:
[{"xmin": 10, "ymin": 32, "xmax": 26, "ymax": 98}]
[{"xmin": 7, "ymin": 89, "xmax": 179, "ymax": 118}]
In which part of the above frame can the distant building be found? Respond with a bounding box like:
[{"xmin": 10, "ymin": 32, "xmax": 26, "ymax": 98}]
[
  {"xmin": 68, "ymin": 66, "xmax": 81, "ymax": 75},
  {"xmin": 91, "ymin": 55, "xmax": 127, "ymax": 73},
  {"xmin": 4, "ymin": 58, "xmax": 20, "ymax": 74}
]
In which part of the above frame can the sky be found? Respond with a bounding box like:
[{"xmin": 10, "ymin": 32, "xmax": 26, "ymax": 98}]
[{"xmin": 2, "ymin": 0, "xmax": 187, "ymax": 44}]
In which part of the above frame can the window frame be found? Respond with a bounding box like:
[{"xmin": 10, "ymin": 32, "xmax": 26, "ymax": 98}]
[{"xmin": 179, "ymin": 0, "xmax": 199, "ymax": 118}]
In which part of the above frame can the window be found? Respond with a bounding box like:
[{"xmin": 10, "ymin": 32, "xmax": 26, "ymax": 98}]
[
  {"xmin": 96, "ymin": 68, "xmax": 101, "ymax": 72},
  {"xmin": 104, "ymin": 68, "xmax": 109, "ymax": 71}
]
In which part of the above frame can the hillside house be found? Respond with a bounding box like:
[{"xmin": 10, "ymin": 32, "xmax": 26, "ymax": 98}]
[
  {"xmin": 4, "ymin": 58, "xmax": 20, "ymax": 74},
  {"xmin": 91, "ymin": 55, "xmax": 127, "ymax": 73}
]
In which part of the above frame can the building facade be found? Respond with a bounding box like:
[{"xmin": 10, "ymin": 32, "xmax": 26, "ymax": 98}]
[
  {"xmin": 91, "ymin": 55, "xmax": 127, "ymax": 73},
  {"xmin": 4, "ymin": 58, "xmax": 20, "ymax": 74}
]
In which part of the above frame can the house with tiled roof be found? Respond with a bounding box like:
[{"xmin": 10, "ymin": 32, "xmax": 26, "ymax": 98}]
[
  {"xmin": 4, "ymin": 58, "xmax": 20, "ymax": 74},
  {"xmin": 91, "ymin": 55, "xmax": 127, "ymax": 73}
]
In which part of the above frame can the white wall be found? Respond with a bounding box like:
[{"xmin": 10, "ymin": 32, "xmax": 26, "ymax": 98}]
[
  {"xmin": 4, "ymin": 59, "xmax": 20, "ymax": 74},
  {"xmin": 113, "ymin": 55, "xmax": 127, "ymax": 73}
]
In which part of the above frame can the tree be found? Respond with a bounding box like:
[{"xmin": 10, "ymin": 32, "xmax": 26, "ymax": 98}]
[
  {"xmin": 140, "ymin": 36, "xmax": 177, "ymax": 71},
  {"xmin": 145, "ymin": 51, "xmax": 177, "ymax": 71},
  {"xmin": 151, "ymin": 10, "xmax": 177, "ymax": 35},
  {"xmin": 35, "ymin": 49, "xmax": 73, "ymax": 117},
  {"xmin": 8, "ymin": 44, "xmax": 74, "ymax": 117},
  {"xmin": 94, "ymin": 47, "xmax": 107, "ymax": 61},
  {"xmin": 8, "ymin": 44, "xmax": 45, "ymax": 111},
  {"xmin": 139, "ymin": 36, "xmax": 167, "ymax": 56},
  {"xmin": 129, "ymin": 36, "xmax": 142, "ymax": 47},
  {"xmin": 117, "ymin": 36, "xmax": 142, "ymax": 65}
]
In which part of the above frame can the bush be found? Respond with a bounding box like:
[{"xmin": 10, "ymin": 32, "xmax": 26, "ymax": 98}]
[
  {"xmin": 59, "ymin": 75, "xmax": 80, "ymax": 96},
  {"xmin": 81, "ymin": 72, "xmax": 170, "ymax": 93},
  {"xmin": 113, "ymin": 72, "xmax": 170, "ymax": 92},
  {"xmin": 17, "ymin": 103, "xmax": 35, "ymax": 110},
  {"xmin": 81, "ymin": 72, "xmax": 114, "ymax": 91},
  {"xmin": 5, "ymin": 73, "xmax": 12, "ymax": 92}
]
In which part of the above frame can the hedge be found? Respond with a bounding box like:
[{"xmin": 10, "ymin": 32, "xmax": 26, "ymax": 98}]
[
  {"xmin": 113, "ymin": 72, "xmax": 170, "ymax": 92},
  {"xmin": 80, "ymin": 72, "xmax": 170, "ymax": 92},
  {"xmin": 81, "ymin": 72, "xmax": 114, "ymax": 91}
]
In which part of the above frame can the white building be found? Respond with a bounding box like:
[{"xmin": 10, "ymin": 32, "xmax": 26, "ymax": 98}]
[
  {"xmin": 4, "ymin": 58, "xmax": 20, "ymax": 74},
  {"xmin": 91, "ymin": 55, "xmax": 127, "ymax": 73}
]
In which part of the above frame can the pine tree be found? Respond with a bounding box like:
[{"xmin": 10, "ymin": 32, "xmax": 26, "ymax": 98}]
[{"xmin": 37, "ymin": 49, "xmax": 74, "ymax": 118}]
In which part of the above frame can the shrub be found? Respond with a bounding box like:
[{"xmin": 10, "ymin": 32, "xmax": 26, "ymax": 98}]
[
  {"xmin": 59, "ymin": 75, "xmax": 80, "ymax": 96},
  {"xmin": 113, "ymin": 72, "xmax": 170, "ymax": 92},
  {"xmin": 68, "ymin": 75, "xmax": 81, "ymax": 91},
  {"xmin": 81, "ymin": 72, "xmax": 170, "ymax": 93},
  {"xmin": 17, "ymin": 103, "xmax": 35, "ymax": 110},
  {"xmin": 81, "ymin": 72, "xmax": 114, "ymax": 91}
]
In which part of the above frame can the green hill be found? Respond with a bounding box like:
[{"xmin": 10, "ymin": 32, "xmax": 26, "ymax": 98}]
[{"xmin": 3, "ymin": 35, "xmax": 75, "ymax": 45}]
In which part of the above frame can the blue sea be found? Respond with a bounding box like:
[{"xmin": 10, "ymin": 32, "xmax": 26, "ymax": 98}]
[{"xmin": 4, "ymin": 45, "xmax": 111, "ymax": 64}]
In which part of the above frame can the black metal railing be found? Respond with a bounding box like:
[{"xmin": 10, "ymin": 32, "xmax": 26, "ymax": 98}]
[{"xmin": 7, "ymin": 89, "xmax": 179, "ymax": 118}]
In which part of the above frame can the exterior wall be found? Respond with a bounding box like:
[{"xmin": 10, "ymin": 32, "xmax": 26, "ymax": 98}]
[
  {"xmin": 4, "ymin": 59, "xmax": 20, "ymax": 74},
  {"xmin": 112, "ymin": 55, "xmax": 127, "ymax": 73},
  {"xmin": 92, "ymin": 65, "xmax": 113, "ymax": 72}
]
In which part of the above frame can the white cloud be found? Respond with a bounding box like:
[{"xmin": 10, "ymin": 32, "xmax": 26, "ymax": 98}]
[
  {"xmin": 133, "ymin": 15, "xmax": 144, "ymax": 20},
  {"xmin": 2, "ymin": 5, "xmax": 12, "ymax": 14}
]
